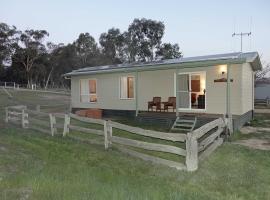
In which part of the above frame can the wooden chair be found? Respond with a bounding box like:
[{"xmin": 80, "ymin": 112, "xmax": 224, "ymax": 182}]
[
  {"xmin": 163, "ymin": 97, "xmax": 176, "ymax": 112},
  {"xmin": 191, "ymin": 93, "xmax": 197, "ymax": 106},
  {"xmin": 148, "ymin": 97, "xmax": 162, "ymax": 112}
]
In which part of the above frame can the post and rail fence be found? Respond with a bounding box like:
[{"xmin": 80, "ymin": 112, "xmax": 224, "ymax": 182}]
[{"xmin": 5, "ymin": 105, "xmax": 226, "ymax": 172}]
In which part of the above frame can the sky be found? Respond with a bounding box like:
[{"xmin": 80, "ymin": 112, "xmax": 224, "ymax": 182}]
[{"xmin": 1, "ymin": 0, "xmax": 270, "ymax": 65}]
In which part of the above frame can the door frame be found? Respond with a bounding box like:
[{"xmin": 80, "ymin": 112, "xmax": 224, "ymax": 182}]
[{"xmin": 176, "ymin": 71, "xmax": 207, "ymax": 112}]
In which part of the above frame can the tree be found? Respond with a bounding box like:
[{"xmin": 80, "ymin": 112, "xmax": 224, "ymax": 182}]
[
  {"xmin": 99, "ymin": 28, "xmax": 125, "ymax": 64},
  {"xmin": 0, "ymin": 19, "xmax": 183, "ymax": 89},
  {"xmin": 127, "ymin": 18, "xmax": 165, "ymax": 62},
  {"xmin": 73, "ymin": 33, "xmax": 99, "ymax": 66},
  {"xmin": 255, "ymin": 63, "xmax": 270, "ymax": 86},
  {"xmin": 0, "ymin": 23, "xmax": 19, "ymax": 66},
  {"xmin": 13, "ymin": 29, "xmax": 49, "ymax": 87},
  {"xmin": 156, "ymin": 43, "xmax": 182, "ymax": 60}
]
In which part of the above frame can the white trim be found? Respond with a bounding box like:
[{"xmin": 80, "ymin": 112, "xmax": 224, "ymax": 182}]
[
  {"xmin": 79, "ymin": 78, "xmax": 98, "ymax": 103},
  {"xmin": 119, "ymin": 75, "xmax": 135, "ymax": 100},
  {"xmin": 176, "ymin": 71, "xmax": 207, "ymax": 112},
  {"xmin": 174, "ymin": 72, "xmax": 176, "ymax": 97}
]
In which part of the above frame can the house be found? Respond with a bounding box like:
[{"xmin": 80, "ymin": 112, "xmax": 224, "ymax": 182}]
[
  {"xmin": 255, "ymin": 79, "xmax": 270, "ymax": 100},
  {"xmin": 64, "ymin": 52, "xmax": 262, "ymax": 130}
]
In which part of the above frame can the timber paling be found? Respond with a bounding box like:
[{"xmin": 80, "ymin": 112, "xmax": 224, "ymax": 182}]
[{"xmin": 5, "ymin": 105, "xmax": 226, "ymax": 172}]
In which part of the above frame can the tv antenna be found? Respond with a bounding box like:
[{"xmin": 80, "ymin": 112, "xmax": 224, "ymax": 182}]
[{"xmin": 232, "ymin": 32, "xmax": 251, "ymax": 52}]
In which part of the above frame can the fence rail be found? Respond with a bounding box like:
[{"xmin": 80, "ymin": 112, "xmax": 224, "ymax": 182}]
[
  {"xmin": 255, "ymin": 99, "xmax": 270, "ymax": 107},
  {"xmin": 5, "ymin": 105, "xmax": 226, "ymax": 172},
  {"xmin": 5, "ymin": 105, "xmax": 63, "ymax": 136}
]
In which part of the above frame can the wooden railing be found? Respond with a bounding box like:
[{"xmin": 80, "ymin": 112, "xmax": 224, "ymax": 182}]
[
  {"xmin": 5, "ymin": 105, "xmax": 64, "ymax": 136},
  {"xmin": 185, "ymin": 118, "xmax": 225, "ymax": 171},
  {"xmin": 107, "ymin": 121, "xmax": 187, "ymax": 170},
  {"xmin": 62, "ymin": 113, "xmax": 105, "ymax": 145},
  {"xmin": 6, "ymin": 105, "xmax": 226, "ymax": 172},
  {"xmin": 255, "ymin": 99, "xmax": 270, "ymax": 107}
]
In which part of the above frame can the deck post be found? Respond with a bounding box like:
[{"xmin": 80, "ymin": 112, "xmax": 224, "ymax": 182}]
[
  {"xmin": 226, "ymin": 64, "xmax": 233, "ymax": 133},
  {"xmin": 135, "ymin": 71, "xmax": 139, "ymax": 116},
  {"xmin": 175, "ymin": 68, "xmax": 179, "ymax": 117}
]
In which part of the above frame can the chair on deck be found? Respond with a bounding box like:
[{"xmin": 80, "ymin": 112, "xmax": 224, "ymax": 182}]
[
  {"xmin": 148, "ymin": 97, "xmax": 162, "ymax": 112},
  {"xmin": 163, "ymin": 97, "xmax": 176, "ymax": 112}
]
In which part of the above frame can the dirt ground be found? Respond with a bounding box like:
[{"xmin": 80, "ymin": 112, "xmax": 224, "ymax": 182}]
[
  {"xmin": 234, "ymin": 138, "xmax": 270, "ymax": 151},
  {"xmin": 235, "ymin": 126, "xmax": 270, "ymax": 151}
]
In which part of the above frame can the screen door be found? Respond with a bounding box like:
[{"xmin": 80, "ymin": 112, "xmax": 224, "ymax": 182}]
[{"xmin": 177, "ymin": 74, "xmax": 190, "ymax": 109}]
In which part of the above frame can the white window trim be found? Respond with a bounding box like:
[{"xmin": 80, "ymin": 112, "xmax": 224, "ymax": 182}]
[
  {"xmin": 79, "ymin": 78, "xmax": 98, "ymax": 103},
  {"xmin": 175, "ymin": 71, "xmax": 207, "ymax": 112},
  {"xmin": 119, "ymin": 75, "xmax": 135, "ymax": 100}
]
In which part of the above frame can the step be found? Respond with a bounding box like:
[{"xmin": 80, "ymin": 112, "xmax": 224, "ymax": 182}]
[
  {"xmin": 171, "ymin": 127, "xmax": 190, "ymax": 132},
  {"xmin": 174, "ymin": 124, "xmax": 193, "ymax": 128},
  {"xmin": 176, "ymin": 119, "xmax": 195, "ymax": 123}
]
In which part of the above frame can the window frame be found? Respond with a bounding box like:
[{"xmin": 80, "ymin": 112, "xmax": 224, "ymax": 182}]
[
  {"xmin": 79, "ymin": 78, "xmax": 98, "ymax": 103},
  {"xmin": 119, "ymin": 75, "xmax": 135, "ymax": 100}
]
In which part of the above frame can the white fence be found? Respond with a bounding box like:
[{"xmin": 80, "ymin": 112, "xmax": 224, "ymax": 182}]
[{"xmin": 6, "ymin": 105, "xmax": 226, "ymax": 172}]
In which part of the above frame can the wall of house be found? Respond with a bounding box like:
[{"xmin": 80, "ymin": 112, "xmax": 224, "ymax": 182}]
[
  {"xmin": 137, "ymin": 69, "xmax": 175, "ymax": 110},
  {"xmin": 241, "ymin": 62, "xmax": 254, "ymax": 113},
  {"xmin": 176, "ymin": 64, "xmax": 242, "ymax": 115},
  {"xmin": 71, "ymin": 72, "xmax": 137, "ymax": 110},
  {"xmin": 70, "ymin": 63, "xmax": 250, "ymax": 115}
]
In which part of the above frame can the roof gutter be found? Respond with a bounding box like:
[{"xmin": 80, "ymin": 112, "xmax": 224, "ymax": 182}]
[{"xmin": 63, "ymin": 58, "xmax": 246, "ymax": 78}]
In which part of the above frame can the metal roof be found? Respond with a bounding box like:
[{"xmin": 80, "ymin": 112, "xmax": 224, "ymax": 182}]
[{"xmin": 64, "ymin": 51, "xmax": 261, "ymax": 77}]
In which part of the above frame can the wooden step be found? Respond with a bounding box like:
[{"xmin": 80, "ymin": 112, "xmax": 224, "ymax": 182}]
[
  {"xmin": 170, "ymin": 116, "xmax": 197, "ymax": 132},
  {"xmin": 176, "ymin": 120, "xmax": 194, "ymax": 123},
  {"xmin": 171, "ymin": 127, "xmax": 190, "ymax": 132},
  {"xmin": 174, "ymin": 124, "xmax": 193, "ymax": 128}
]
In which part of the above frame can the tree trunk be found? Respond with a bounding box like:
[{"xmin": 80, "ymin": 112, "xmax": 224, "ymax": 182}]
[
  {"xmin": 45, "ymin": 67, "xmax": 54, "ymax": 90},
  {"xmin": 27, "ymin": 72, "xmax": 31, "ymax": 88}
]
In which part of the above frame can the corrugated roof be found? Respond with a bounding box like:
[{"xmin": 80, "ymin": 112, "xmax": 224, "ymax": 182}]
[{"xmin": 64, "ymin": 51, "xmax": 261, "ymax": 77}]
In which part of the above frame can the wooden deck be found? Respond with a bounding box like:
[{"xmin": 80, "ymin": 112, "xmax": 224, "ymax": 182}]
[{"xmin": 136, "ymin": 111, "xmax": 222, "ymax": 129}]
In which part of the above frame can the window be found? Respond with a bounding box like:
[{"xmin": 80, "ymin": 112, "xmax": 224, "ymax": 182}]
[
  {"xmin": 120, "ymin": 76, "xmax": 134, "ymax": 99},
  {"xmin": 80, "ymin": 79, "xmax": 97, "ymax": 103}
]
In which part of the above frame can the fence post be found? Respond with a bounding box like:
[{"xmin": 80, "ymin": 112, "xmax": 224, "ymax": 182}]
[
  {"xmin": 185, "ymin": 132, "xmax": 198, "ymax": 171},
  {"xmin": 13, "ymin": 82, "xmax": 15, "ymax": 89},
  {"xmin": 21, "ymin": 109, "xmax": 29, "ymax": 128},
  {"xmin": 5, "ymin": 107, "xmax": 9, "ymax": 123},
  {"xmin": 36, "ymin": 105, "xmax": 40, "ymax": 112},
  {"xmin": 63, "ymin": 114, "xmax": 70, "ymax": 137},
  {"xmin": 104, "ymin": 120, "xmax": 109, "ymax": 150},
  {"xmin": 107, "ymin": 120, "xmax": 112, "ymax": 148},
  {"xmin": 49, "ymin": 114, "xmax": 57, "ymax": 136},
  {"xmin": 4, "ymin": 82, "xmax": 6, "ymax": 88}
]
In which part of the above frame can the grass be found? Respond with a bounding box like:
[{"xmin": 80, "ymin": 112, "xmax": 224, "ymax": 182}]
[
  {"xmin": 0, "ymin": 89, "xmax": 270, "ymax": 199},
  {"xmin": 250, "ymin": 113, "xmax": 270, "ymax": 127}
]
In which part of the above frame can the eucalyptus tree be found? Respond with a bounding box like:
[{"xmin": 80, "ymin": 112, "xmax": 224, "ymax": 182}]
[
  {"xmin": 126, "ymin": 18, "xmax": 165, "ymax": 62},
  {"xmin": 0, "ymin": 23, "xmax": 19, "ymax": 67},
  {"xmin": 99, "ymin": 28, "xmax": 126, "ymax": 64},
  {"xmin": 13, "ymin": 29, "xmax": 49, "ymax": 87},
  {"xmin": 156, "ymin": 43, "xmax": 182, "ymax": 60},
  {"xmin": 73, "ymin": 33, "xmax": 100, "ymax": 67}
]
